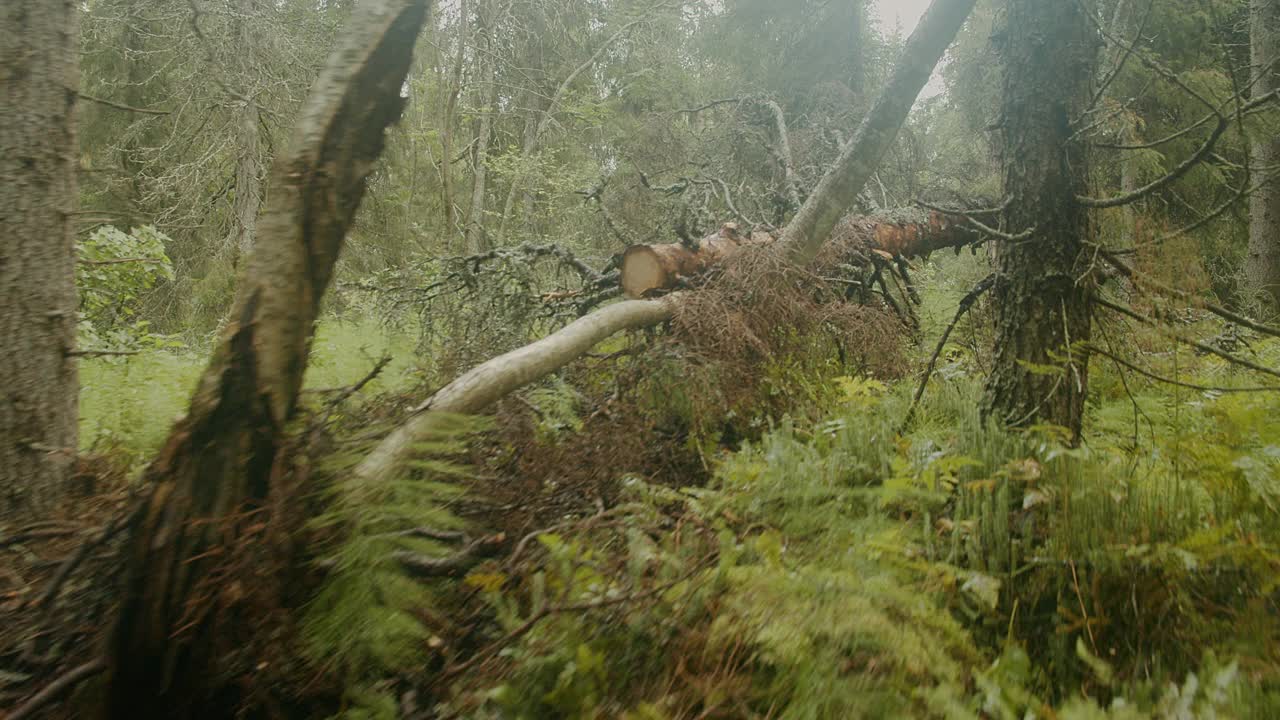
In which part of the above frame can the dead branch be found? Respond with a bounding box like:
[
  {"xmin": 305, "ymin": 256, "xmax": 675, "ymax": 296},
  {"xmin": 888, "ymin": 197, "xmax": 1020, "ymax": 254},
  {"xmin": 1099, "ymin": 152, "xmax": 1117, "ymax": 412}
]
[
  {"xmin": 1099, "ymin": 251, "xmax": 1280, "ymax": 340},
  {"xmin": 902, "ymin": 273, "xmax": 995, "ymax": 429},
  {"xmin": 76, "ymin": 91, "xmax": 170, "ymax": 116},
  {"xmin": 8, "ymin": 660, "xmax": 107, "ymax": 720},
  {"xmin": 394, "ymin": 533, "xmax": 507, "ymax": 578},
  {"xmin": 1094, "ymin": 296, "xmax": 1280, "ymax": 381},
  {"xmin": 763, "ymin": 98, "xmax": 804, "ymax": 210},
  {"xmin": 77, "ymin": 257, "xmax": 166, "ymax": 266},
  {"xmin": 1076, "ymin": 115, "xmax": 1228, "ymax": 208},
  {"xmin": 1084, "ymin": 343, "xmax": 1280, "ymax": 393}
]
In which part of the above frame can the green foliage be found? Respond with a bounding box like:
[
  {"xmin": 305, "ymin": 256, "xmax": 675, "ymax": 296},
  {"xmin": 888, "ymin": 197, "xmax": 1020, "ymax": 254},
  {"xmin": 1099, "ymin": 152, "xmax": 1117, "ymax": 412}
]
[
  {"xmin": 78, "ymin": 316, "xmax": 419, "ymax": 462},
  {"xmin": 77, "ymin": 225, "xmax": 180, "ymax": 352},
  {"xmin": 303, "ymin": 414, "xmax": 489, "ymax": 719},
  {"xmin": 78, "ymin": 348, "xmax": 202, "ymax": 461}
]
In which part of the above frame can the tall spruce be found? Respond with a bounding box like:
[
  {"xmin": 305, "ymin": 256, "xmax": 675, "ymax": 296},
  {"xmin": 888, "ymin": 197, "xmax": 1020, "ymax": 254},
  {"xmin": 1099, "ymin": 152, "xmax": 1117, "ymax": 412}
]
[
  {"xmin": 0, "ymin": 0, "xmax": 80, "ymax": 516},
  {"xmin": 982, "ymin": 0, "xmax": 1098, "ymax": 437}
]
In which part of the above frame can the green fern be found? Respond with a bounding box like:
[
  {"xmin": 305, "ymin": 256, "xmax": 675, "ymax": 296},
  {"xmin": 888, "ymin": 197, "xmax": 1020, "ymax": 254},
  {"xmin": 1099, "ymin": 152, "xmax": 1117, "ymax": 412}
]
[{"xmin": 303, "ymin": 413, "xmax": 488, "ymax": 716}]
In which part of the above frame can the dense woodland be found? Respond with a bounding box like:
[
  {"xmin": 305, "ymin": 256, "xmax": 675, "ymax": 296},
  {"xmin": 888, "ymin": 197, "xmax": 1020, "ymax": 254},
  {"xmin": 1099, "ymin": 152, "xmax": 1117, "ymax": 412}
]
[{"xmin": 2, "ymin": 0, "xmax": 1280, "ymax": 717}]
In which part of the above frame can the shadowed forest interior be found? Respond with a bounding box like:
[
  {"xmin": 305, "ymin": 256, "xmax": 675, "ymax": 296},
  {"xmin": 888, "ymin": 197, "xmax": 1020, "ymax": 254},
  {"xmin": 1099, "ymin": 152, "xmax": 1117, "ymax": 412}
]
[{"xmin": 2, "ymin": 0, "xmax": 1280, "ymax": 717}]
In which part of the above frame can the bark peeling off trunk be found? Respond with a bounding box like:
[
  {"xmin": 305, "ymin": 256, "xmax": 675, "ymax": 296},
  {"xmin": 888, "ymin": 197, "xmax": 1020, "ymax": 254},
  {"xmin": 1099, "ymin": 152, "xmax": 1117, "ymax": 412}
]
[
  {"xmin": 104, "ymin": 1, "xmax": 432, "ymax": 717},
  {"xmin": 0, "ymin": 0, "xmax": 80, "ymax": 516},
  {"xmin": 981, "ymin": 0, "xmax": 1097, "ymax": 438},
  {"xmin": 621, "ymin": 212, "xmax": 978, "ymax": 299}
]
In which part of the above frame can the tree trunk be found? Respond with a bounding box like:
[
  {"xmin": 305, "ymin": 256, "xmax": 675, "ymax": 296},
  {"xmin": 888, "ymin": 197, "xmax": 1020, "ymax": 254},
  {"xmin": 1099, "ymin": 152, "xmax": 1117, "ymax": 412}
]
[
  {"xmin": 354, "ymin": 298, "xmax": 674, "ymax": 483},
  {"xmin": 620, "ymin": 211, "xmax": 980, "ymax": 298},
  {"xmin": 441, "ymin": 0, "xmax": 468, "ymax": 238},
  {"xmin": 357, "ymin": 0, "xmax": 978, "ymax": 486},
  {"xmin": 764, "ymin": 99, "xmax": 804, "ymax": 211},
  {"xmin": 982, "ymin": 0, "xmax": 1097, "ymax": 437},
  {"xmin": 1247, "ymin": 0, "xmax": 1280, "ymax": 311},
  {"xmin": 0, "ymin": 0, "xmax": 80, "ymax": 517},
  {"xmin": 103, "ymin": 1, "xmax": 431, "ymax": 716},
  {"xmin": 224, "ymin": 0, "xmax": 264, "ymax": 259},
  {"xmin": 227, "ymin": 104, "xmax": 262, "ymax": 257},
  {"xmin": 465, "ymin": 0, "xmax": 497, "ymax": 253}
]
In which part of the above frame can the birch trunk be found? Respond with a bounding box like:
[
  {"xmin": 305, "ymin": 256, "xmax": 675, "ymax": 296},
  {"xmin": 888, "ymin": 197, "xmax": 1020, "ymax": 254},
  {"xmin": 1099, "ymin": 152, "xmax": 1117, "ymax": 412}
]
[{"xmin": 103, "ymin": 1, "xmax": 432, "ymax": 715}]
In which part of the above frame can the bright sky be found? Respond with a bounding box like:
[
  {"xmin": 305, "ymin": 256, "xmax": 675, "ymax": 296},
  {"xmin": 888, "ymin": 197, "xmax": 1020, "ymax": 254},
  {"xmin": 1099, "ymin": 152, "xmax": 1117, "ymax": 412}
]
[
  {"xmin": 872, "ymin": 0, "xmax": 933, "ymax": 34},
  {"xmin": 872, "ymin": 0, "xmax": 949, "ymax": 100}
]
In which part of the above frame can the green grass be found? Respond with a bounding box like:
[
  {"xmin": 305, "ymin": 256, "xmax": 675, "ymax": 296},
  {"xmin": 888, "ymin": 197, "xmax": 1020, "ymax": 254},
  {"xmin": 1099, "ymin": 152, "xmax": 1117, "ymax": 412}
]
[{"xmin": 79, "ymin": 315, "xmax": 422, "ymax": 464}]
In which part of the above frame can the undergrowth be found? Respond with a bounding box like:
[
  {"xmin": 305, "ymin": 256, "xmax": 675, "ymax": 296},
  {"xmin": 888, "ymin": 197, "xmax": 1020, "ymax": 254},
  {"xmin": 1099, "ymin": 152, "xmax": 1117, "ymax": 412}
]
[
  {"xmin": 79, "ymin": 316, "xmax": 421, "ymax": 464},
  {"xmin": 423, "ymin": 345, "xmax": 1280, "ymax": 718}
]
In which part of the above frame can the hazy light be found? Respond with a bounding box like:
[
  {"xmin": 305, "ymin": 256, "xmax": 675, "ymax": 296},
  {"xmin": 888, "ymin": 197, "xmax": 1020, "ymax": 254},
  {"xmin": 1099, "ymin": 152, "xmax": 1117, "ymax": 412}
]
[
  {"xmin": 873, "ymin": 0, "xmax": 949, "ymax": 100},
  {"xmin": 872, "ymin": 0, "xmax": 934, "ymax": 34}
]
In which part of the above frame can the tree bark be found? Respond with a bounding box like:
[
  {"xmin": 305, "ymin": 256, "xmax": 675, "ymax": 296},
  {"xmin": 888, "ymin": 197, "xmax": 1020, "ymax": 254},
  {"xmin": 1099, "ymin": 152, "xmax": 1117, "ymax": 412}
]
[
  {"xmin": 103, "ymin": 1, "xmax": 431, "ymax": 716},
  {"xmin": 982, "ymin": 0, "xmax": 1098, "ymax": 437},
  {"xmin": 779, "ymin": 0, "xmax": 978, "ymax": 262},
  {"xmin": 1247, "ymin": 0, "xmax": 1280, "ymax": 311},
  {"xmin": 620, "ymin": 211, "xmax": 979, "ymax": 298},
  {"xmin": 356, "ymin": 0, "xmax": 978, "ymax": 486},
  {"xmin": 225, "ymin": 0, "xmax": 264, "ymax": 258},
  {"xmin": 0, "ymin": 0, "xmax": 80, "ymax": 517},
  {"xmin": 440, "ymin": 0, "xmax": 468, "ymax": 237},
  {"xmin": 465, "ymin": 0, "xmax": 498, "ymax": 254}
]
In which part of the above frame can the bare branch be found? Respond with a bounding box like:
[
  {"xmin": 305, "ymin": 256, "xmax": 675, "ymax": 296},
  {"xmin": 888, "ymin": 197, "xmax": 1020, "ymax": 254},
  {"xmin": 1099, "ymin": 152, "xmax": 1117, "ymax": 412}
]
[
  {"xmin": 9, "ymin": 661, "xmax": 108, "ymax": 720},
  {"xmin": 76, "ymin": 90, "xmax": 170, "ymax": 116},
  {"xmin": 1085, "ymin": 342, "xmax": 1280, "ymax": 394},
  {"xmin": 1094, "ymin": 296, "xmax": 1280, "ymax": 381},
  {"xmin": 1076, "ymin": 115, "xmax": 1228, "ymax": 208},
  {"xmin": 901, "ymin": 273, "xmax": 994, "ymax": 430},
  {"xmin": 1099, "ymin": 251, "xmax": 1280, "ymax": 339}
]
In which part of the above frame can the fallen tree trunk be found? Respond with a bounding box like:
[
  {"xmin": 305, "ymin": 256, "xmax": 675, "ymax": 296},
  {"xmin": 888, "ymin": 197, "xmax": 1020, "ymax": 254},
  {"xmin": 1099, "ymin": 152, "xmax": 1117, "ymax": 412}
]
[
  {"xmin": 102, "ymin": 1, "xmax": 432, "ymax": 717},
  {"xmin": 356, "ymin": 0, "xmax": 978, "ymax": 487},
  {"xmin": 620, "ymin": 211, "xmax": 978, "ymax": 298},
  {"xmin": 354, "ymin": 298, "xmax": 673, "ymax": 482}
]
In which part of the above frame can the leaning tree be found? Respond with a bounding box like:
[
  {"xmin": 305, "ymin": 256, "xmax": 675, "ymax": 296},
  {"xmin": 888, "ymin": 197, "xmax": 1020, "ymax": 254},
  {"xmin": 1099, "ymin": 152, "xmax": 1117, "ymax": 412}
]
[{"xmin": 102, "ymin": 0, "xmax": 434, "ymax": 716}]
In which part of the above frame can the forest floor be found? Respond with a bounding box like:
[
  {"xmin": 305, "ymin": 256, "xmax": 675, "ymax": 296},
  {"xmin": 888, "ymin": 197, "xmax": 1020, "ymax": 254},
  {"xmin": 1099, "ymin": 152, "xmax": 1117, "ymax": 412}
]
[{"xmin": 4, "ymin": 260, "xmax": 1280, "ymax": 718}]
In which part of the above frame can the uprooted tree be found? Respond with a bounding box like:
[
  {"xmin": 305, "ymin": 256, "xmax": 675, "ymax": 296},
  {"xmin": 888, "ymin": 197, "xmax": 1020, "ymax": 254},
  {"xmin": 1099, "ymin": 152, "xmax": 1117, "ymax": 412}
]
[
  {"xmin": 100, "ymin": 0, "xmax": 982, "ymax": 714},
  {"xmin": 352, "ymin": 0, "xmax": 980, "ymax": 485}
]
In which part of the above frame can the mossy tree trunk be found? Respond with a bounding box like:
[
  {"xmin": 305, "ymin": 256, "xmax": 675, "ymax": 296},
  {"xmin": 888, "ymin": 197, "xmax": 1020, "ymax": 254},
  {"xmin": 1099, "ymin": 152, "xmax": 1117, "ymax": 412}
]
[
  {"xmin": 982, "ymin": 0, "xmax": 1098, "ymax": 438},
  {"xmin": 102, "ymin": 1, "xmax": 432, "ymax": 716},
  {"xmin": 0, "ymin": 0, "xmax": 80, "ymax": 517}
]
